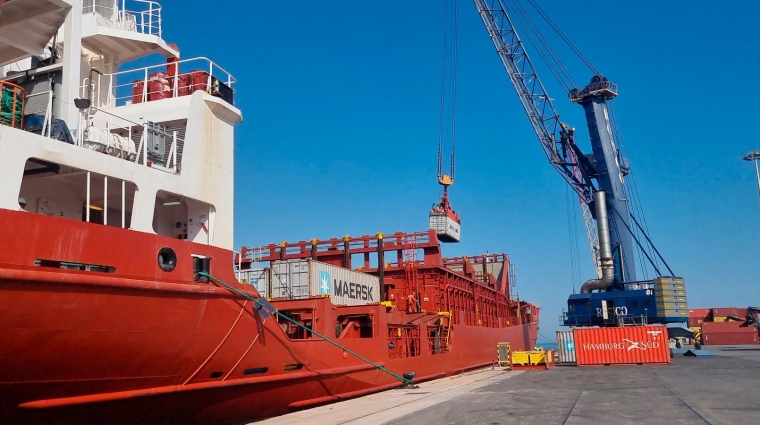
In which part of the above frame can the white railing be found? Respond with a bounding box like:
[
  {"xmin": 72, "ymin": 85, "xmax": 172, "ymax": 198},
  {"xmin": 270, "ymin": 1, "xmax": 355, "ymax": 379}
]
[
  {"xmin": 82, "ymin": 0, "xmax": 162, "ymax": 37},
  {"xmin": 75, "ymin": 106, "xmax": 183, "ymax": 174},
  {"xmin": 93, "ymin": 57, "xmax": 236, "ymax": 108}
]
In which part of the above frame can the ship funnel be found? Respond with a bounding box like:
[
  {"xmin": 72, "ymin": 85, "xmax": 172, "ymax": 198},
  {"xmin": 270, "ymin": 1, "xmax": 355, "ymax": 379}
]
[{"xmin": 581, "ymin": 190, "xmax": 615, "ymax": 293}]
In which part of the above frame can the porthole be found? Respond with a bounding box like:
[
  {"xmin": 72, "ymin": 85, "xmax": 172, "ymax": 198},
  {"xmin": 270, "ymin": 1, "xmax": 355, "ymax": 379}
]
[{"xmin": 158, "ymin": 247, "xmax": 177, "ymax": 272}]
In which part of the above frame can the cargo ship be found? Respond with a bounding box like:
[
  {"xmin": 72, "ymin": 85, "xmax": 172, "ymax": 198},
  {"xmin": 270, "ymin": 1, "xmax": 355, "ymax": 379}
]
[{"xmin": 0, "ymin": 1, "xmax": 538, "ymax": 424}]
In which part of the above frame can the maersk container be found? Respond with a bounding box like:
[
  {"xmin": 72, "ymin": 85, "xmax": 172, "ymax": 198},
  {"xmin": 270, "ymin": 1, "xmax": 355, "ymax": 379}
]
[
  {"xmin": 429, "ymin": 213, "xmax": 461, "ymax": 243},
  {"xmin": 573, "ymin": 325, "xmax": 671, "ymax": 366},
  {"xmin": 271, "ymin": 260, "xmax": 310, "ymax": 300},
  {"xmin": 238, "ymin": 268, "xmax": 269, "ymax": 299},
  {"xmin": 270, "ymin": 259, "xmax": 381, "ymax": 306},
  {"xmin": 555, "ymin": 330, "xmax": 576, "ymax": 364}
]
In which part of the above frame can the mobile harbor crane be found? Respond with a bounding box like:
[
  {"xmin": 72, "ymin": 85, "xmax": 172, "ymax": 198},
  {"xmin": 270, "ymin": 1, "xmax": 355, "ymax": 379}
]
[{"xmin": 472, "ymin": 0, "xmax": 687, "ymax": 326}]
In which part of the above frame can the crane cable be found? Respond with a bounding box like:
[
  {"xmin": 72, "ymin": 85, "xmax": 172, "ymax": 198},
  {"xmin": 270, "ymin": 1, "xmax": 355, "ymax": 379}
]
[
  {"xmin": 525, "ymin": 0, "xmax": 600, "ymax": 75},
  {"xmin": 608, "ymin": 100, "xmax": 659, "ymax": 278},
  {"xmin": 437, "ymin": 0, "xmax": 458, "ymax": 184},
  {"xmin": 506, "ymin": 0, "xmax": 576, "ymax": 92}
]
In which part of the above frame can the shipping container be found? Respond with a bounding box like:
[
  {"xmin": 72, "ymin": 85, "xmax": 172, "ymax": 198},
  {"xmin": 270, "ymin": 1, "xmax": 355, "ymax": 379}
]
[
  {"xmin": 687, "ymin": 317, "xmax": 705, "ymax": 328},
  {"xmin": 701, "ymin": 321, "xmax": 755, "ymax": 333},
  {"xmin": 688, "ymin": 308, "xmax": 711, "ymax": 320},
  {"xmin": 271, "ymin": 260, "xmax": 310, "ymax": 299},
  {"xmin": 270, "ymin": 259, "xmax": 381, "ymax": 306},
  {"xmin": 238, "ymin": 267, "xmax": 269, "ymax": 299},
  {"xmin": 712, "ymin": 307, "xmax": 747, "ymax": 318},
  {"xmin": 555, "ymin": 330, "xmax": 576, "ymax": 364},
  {"xmin": 702, "ymin": 332, "xmax": 758, "ymax": 345},
  {"xmin": 573, "ymin": 325, "xmax": 671, "ymax": 366},
  {"xmin": 429, "ymin": 213, "xmax": 461, "ymax": 243}
]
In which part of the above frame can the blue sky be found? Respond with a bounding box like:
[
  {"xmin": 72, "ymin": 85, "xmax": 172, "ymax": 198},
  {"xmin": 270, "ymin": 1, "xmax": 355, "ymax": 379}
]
[{"xmin": 162, "ymin": 1, "xmax": 760, "ymax": 335}]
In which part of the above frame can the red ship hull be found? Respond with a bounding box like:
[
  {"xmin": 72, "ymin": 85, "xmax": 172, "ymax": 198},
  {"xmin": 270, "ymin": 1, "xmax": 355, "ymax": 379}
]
[{"xmin": 0, "ymin": 210, "xmax": 538, "ymax": 424}]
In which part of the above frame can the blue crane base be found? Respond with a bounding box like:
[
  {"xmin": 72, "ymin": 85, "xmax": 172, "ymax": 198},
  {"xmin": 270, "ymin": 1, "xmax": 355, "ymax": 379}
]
[{"xmin": 563, "ymin": 276, "xmax": 688, "ymax": 327}]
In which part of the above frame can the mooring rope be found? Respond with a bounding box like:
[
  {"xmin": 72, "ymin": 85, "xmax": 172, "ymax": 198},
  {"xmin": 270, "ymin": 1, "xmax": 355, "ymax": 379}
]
[{"xmin": 197, "ymin": 272, "xmax": 413, "ymax": 385}]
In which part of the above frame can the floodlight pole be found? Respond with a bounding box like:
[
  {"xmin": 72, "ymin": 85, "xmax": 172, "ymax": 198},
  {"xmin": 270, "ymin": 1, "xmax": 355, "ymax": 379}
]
[{"xmin": 743, "ymin": 151, "xmax": 760, "ymax": 212}]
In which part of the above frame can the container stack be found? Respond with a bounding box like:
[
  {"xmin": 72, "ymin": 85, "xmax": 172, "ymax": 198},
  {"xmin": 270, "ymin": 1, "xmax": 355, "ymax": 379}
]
[
  {"xmin": 689, "ymin": 307, "xmax": 759, "ymax": 346},
  {"xmin": 237, "ymin": 259, "xmax": 381, "ymax": 306}
]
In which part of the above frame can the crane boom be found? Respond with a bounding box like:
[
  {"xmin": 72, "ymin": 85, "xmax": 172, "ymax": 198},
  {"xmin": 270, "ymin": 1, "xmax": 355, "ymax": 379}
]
[{"xmin": 472, "ymin": 0, "xmax": 594, "ymax": 204}]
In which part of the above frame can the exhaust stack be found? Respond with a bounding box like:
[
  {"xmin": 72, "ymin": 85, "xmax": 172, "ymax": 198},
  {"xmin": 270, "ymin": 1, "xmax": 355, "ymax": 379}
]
[{"xmin": 581, "ymin": 190, "xmax": 615, "ymax": 293}]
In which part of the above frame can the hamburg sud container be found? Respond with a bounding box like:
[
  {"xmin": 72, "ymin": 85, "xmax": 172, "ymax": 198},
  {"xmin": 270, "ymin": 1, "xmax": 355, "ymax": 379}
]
[
  {"xmin": 555, "ymin": 330, "xmax": 576, "ymax": 364},
  {"xmin": 573, "ymin": 325, "xmax": 671, "ymax": 366},
  {"xmin": 270, "ymin": 259, "xmax": 381, "ymax": 306}
]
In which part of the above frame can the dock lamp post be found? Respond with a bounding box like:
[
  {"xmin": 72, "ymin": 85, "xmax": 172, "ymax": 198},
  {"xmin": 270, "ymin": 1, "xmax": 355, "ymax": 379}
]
[{"xmin": 742, "ymin": 151, "xmax": 760, "ymax": 211}]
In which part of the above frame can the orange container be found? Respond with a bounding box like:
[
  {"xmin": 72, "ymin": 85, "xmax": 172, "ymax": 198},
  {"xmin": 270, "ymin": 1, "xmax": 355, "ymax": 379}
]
[{"xmin": 573, "ymin": 325, "xmax": 671, "ymax": 366}]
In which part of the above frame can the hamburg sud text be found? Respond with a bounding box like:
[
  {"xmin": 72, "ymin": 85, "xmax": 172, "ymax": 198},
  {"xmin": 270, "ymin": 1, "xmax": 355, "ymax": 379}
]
[{"xmin": 581, "ymin": 330, "xmax": 663, "ymax": 352}]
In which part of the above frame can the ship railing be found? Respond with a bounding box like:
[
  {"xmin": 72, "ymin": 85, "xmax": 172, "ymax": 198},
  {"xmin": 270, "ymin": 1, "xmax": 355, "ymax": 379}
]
[
  {"xmin": 97, "ymin": 57, "xmax": 236, "ymax": 108},
  {"xmin": 559, "ymin": 312, "xmax": 650, "ymax": 327},
  {"xmin": 24, "ymin": 90, "xmax": 54, "ymax": 138},
  {"xmin": 83, "ymin": 0, "xmax": 162, "ymax": 37},
  {"xmin": 72, "ymin": 105, "xmax": 184, "ymax": 174}
]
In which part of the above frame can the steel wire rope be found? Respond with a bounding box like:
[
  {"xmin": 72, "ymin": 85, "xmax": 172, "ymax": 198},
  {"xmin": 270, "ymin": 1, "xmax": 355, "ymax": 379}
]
[
  {"xmin": 450, "ymin": 0, "xmax": 459, "ymax": 179},
  {"xmin": 505, "ymin": 0, "xmax": 589, "ymax": 288},
  {"xmin": 437, "ymin": 0, "xmax": 458, "ymax": 182},
  {"xmin": 510, "ymin": 0, "xmax": 577, "ymax": 89},
  {"xmin": 565, "ymin": 186, "xmax": 582, "ymax": 293},
  {"xmin": 608, "ymin": 100, "xmax": 658, "ymax": 277},
  {"xmin": 198, "ymin": 272, "xmax": 414, "ymax": 386},
  {"xmin": 504, "ymin": 0, "xmax": 570, "ymax": 93},
  {"xmin": 525, "ymin": 0, "xmax": 599, "ymax": 75},
  {"xmin": 436, "ymin": 0, "xmax": 449, "ymax": 181}
]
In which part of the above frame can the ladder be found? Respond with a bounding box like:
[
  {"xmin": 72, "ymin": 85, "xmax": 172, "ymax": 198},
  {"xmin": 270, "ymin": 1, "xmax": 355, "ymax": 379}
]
[{"xmin": 403, "ymin": 234, "xmax": 421, "ymax": 312}]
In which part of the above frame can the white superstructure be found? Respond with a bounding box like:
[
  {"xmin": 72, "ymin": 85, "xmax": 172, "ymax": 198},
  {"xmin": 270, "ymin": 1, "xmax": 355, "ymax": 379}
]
[{"xmin": 0, "ymin": 0, "xmax": 241, "ymax": 249}]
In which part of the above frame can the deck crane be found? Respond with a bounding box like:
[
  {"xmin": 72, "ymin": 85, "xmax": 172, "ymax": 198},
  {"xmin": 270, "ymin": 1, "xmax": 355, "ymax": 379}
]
[
  {"xmin": 429, "ymin": 0, "xmax": 462, "ymax": 243},
  {"xmin": 472, "ymin": 0, "xmax": 688, "ymax": 326}
]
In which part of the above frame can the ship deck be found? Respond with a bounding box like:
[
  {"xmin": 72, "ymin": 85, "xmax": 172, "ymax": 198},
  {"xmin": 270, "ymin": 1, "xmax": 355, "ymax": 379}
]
[{"xmin": 253, "ymin": 345, "xmax": 760, "ymax": 425}]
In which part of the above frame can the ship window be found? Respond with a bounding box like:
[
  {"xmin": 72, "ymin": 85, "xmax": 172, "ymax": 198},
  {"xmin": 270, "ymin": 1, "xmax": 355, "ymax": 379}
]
[
  {"xmin": 284, "ymin": 363, "xmax": 303, "ymax": 371},
  {"xmin": 631, "ymin": 300, "xmax": 638, "ymax": 308},
  {"xmin": 209, "ymin": 371, "xmax": 223, "ymax": 379},
  {"xmin": 644, "ymin": 300, "xmax": 651, "ymax": 309},
  {"xmin": 19, "ymin": 158, "xmax": 137, "ymax": 228},
  {"xmin": 153, "ymin": 190, "xmax": 215, "ymax": 244}
]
